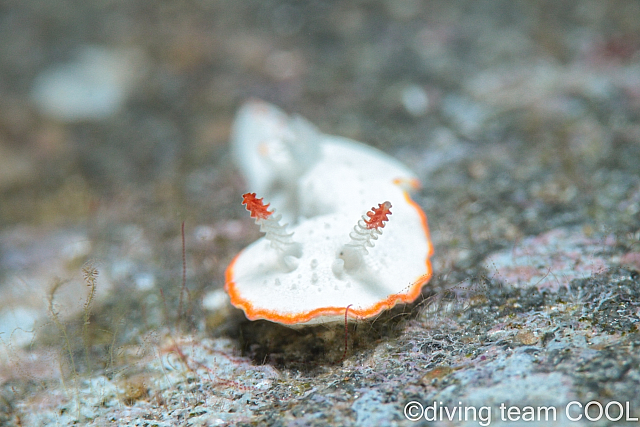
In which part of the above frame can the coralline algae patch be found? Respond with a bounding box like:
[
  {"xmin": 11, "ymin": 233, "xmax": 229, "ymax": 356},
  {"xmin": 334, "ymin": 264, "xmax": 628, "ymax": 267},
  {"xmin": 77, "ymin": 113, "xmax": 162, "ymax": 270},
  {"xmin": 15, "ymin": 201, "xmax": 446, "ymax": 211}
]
[
  {"xmin": 158, "ymin": 338, "xmax": 277, "ymax": 393},
  {"xmin": 483, "ymin": 227, "xmax": 615, "ymax": 292},
  {"xmin": 15, "ymin": 337, "xmax": 278, "ymax": 426}
]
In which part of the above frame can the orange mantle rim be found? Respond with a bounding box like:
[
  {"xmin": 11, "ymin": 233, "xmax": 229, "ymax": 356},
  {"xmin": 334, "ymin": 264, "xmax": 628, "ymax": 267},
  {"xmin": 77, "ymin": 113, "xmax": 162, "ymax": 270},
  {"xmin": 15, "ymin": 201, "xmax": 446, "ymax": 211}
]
[{"xmin": 224, "ymin": 190, "xmax": 434, "ymax": 325}]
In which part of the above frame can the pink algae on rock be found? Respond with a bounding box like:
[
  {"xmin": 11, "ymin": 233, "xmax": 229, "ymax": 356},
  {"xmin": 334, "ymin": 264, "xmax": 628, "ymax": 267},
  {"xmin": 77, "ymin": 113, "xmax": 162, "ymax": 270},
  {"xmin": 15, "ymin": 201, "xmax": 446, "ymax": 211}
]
[
  {"xmin": 483, "ymin": 227, "xmax": 615, "ymax": 292},
  {"xmin": 620, "ymin": 252, "xmax": 640, "ymax": 272}
]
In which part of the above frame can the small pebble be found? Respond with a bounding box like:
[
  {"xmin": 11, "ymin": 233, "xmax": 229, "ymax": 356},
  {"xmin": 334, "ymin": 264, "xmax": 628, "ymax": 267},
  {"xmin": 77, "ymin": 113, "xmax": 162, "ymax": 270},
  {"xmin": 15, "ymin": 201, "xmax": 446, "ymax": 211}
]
[
  {"xmin": 31, "ymin": 46, "xmax": 147, "ymax": 121},
  {"xmin": 401, "ymin": 84, "xmax": 429, "ymax": 117}
]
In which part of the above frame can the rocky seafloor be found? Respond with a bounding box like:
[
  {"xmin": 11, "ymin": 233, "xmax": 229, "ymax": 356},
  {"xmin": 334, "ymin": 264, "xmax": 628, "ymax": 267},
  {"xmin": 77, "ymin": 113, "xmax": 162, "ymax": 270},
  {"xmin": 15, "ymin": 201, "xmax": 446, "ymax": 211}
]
[{"xmin": 1, "ymin": 1, "xmax": 640, "ymax": 426}]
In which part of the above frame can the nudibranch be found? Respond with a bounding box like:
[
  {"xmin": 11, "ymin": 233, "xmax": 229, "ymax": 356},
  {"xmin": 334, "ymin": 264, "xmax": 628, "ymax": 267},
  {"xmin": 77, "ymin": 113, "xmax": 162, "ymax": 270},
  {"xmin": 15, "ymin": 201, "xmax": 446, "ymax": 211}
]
[{"xmin": 225, "ymin": 100, "xmax": 433, "ymax": 326}]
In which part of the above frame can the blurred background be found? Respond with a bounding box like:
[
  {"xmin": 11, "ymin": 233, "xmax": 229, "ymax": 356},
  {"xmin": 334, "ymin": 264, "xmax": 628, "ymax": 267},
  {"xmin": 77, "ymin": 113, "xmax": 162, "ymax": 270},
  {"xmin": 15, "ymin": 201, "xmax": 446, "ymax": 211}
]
[{"xmin": 1, "ymin": 0, "xmax": 638, "ymax": 227}]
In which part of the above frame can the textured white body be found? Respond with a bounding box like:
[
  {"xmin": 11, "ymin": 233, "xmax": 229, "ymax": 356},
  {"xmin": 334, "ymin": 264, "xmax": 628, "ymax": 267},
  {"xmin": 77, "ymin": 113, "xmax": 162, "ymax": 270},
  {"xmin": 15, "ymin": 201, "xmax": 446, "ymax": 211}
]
[
  {"xmin": 231, "ymin": 100, "xmax": 418, "ymax": 222},
  {"xmin": 227, "ymin": 99, "xmax": 432, "ymax": 325}
]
